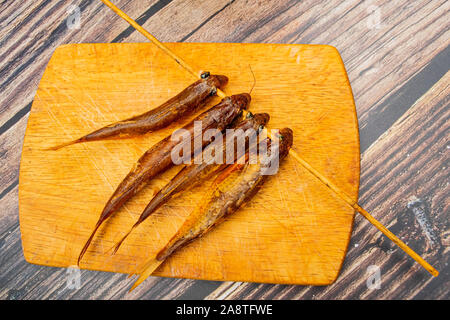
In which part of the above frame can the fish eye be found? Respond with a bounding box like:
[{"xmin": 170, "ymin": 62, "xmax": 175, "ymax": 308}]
[
  {"xmin": 201, "ymin": 71, "xmax": 210, "ymax": 79},
  {"xmin": 210, "ymin": 87, "xmax": 217, "ymax": 96},
  {"xmin": 246, "ymin": 111, "xmax": 254, "ymax": 119}
]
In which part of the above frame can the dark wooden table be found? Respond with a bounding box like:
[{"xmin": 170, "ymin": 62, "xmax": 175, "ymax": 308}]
[{"xmin": 0, "ymin": 0, "xmax": 448, "ymax": 300}]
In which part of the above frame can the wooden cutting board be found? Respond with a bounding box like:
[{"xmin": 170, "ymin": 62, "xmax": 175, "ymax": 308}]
[{"xmin": 19, "ymin": 43, "xmax": 360, "ymax": 285}]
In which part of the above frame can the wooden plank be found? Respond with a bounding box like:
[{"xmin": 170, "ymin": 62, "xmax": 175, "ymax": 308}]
[{"xmin": 19, "ymin": 42, "xmax": 359, "ymax": 285}]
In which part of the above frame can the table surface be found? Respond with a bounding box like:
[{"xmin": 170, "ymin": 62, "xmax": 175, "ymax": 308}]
[{"xmin": 0, "ymin": 0, "xmax": 448, "ymax": 300}]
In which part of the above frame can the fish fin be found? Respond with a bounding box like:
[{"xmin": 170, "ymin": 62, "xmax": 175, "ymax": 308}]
[{"xmin": 128, "ymin": 258, "xmax": 163, "ymax": 292}]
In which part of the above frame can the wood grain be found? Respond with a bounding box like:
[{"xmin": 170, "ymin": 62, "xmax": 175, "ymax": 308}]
[
  {"xmin": 0, "ymin": 0, "xmax": 448, "ymax": 299},
  {"xmin": 19, "ymin": 42, "xmax": 359, "ymax": 285}
]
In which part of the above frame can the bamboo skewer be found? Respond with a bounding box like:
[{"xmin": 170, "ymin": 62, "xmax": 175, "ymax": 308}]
[{"xmin": 100, "ymin": 0, "xmax": 439, "ymax": 285}]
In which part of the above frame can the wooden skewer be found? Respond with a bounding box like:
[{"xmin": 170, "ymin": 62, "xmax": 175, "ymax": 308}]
[{"xmin": 100, "ymin": 0, "xmax": 439, "ymax": 282}]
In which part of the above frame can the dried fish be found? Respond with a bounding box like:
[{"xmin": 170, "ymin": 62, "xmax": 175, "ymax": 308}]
[{"xmin": 157, "ymin": 127, "xmax": 293, "ymax": 260}]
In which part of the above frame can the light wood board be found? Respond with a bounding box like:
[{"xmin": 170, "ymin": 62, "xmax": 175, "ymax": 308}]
[{"xmin": 19, "ymin": 43, "xmax": 360, "ymax": 285}]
